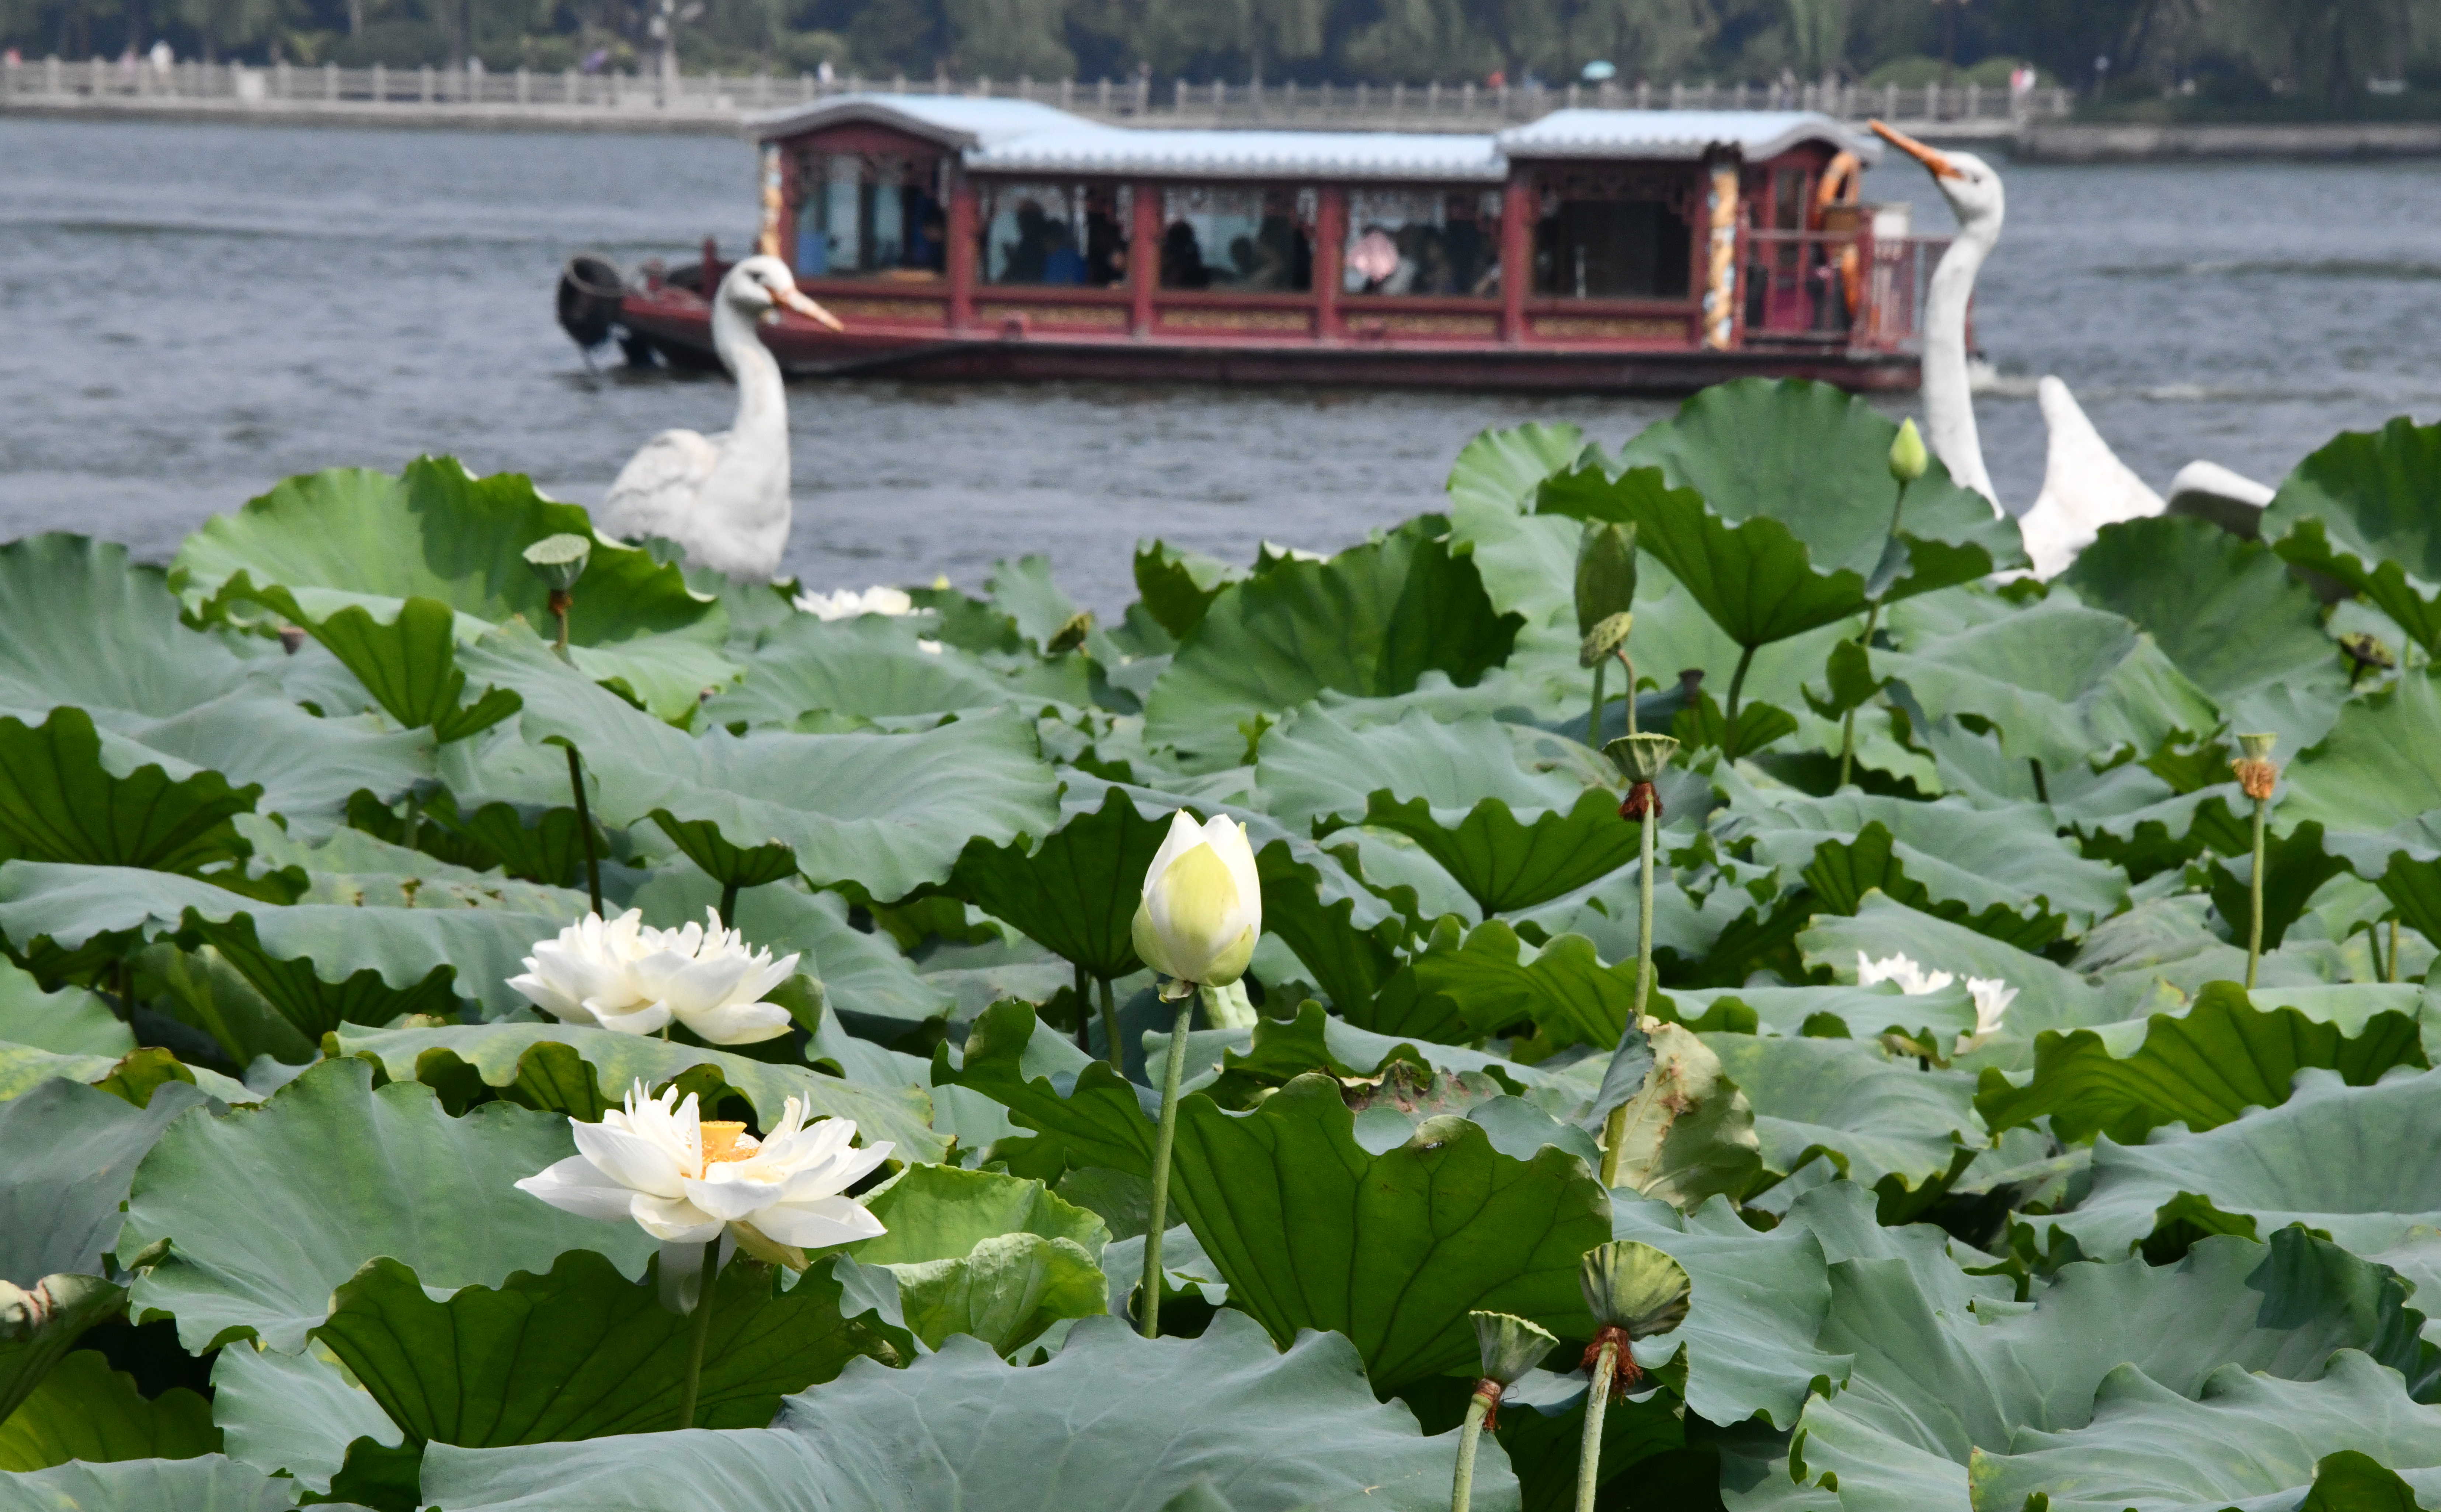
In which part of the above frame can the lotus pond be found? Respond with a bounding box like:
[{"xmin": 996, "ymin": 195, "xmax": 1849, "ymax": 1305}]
[{"xmin": 10, "ymin": 380, "xmax": 2441, "ymax": 1511}]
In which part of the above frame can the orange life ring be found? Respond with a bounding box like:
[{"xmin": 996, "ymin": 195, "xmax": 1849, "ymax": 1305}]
[{"xmin": 1812, "ymin": 151, "xmax": 1865, "ymax": 312}]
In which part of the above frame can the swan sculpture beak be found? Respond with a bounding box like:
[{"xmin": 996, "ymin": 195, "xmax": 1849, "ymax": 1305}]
[
  {"xmin": 1869, "ymin": 120, "xmax": 1963, "ymax": 180},
  {"xmin": 772, "ymin": 288, "xmax": 846, "ymax": 332}
]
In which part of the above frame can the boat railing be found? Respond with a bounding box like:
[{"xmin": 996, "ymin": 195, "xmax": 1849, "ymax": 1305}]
[
  {"xmin": 0, "ymin": 55, "xmax": 2071, "ymax": 129},
  {"xmin": 1739, "ymin": 228, "xmax": 1949, "ymax": 353}
]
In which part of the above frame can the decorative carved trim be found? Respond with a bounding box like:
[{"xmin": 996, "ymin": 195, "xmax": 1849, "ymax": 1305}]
[
  {"xmin": 1157, "ymin": 308, "xmax": 1312, "ymax": 333},
  {"xmin": 1534, "ymin": 166, "xmax": 1702, "ymax": 221},
  {"xmin": 820, "ymin": 297, "xmax": 949, "ymax": 321},
  {"xmin": 1533, "ymin": 315, "xmax": 1686, "ymax": 340},
  {"xmin": 977, "ymin": 302, "xmax": 1128, "ymax": 329},
  {"xmin": 1372, "ymin": 313, "xmax": 1498, "ymax": 338}
]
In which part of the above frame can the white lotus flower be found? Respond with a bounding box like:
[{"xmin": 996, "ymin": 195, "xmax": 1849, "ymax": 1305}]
[
  {"xmin": 517, "ymin": 1079, "xmax": 890, "ymax": 1309},
  {"xmin": 508, "ymin": 909, "xmax": 798, "ymax": 1045},
  {"xmin": 917, "ymin": 638, "xmax": 945, "ymax": 655},
  {"xmin": 794, "ymin": 584, "xmax": 914, "ymax": 620},
  {"xmin": 1855, "ymin": 951, "xmax": 2017, "ymax": 1052},
  {"xmin": 1855, "ymin": 950, "xmax": 1953, "ymax": 996},
  {"xmin": 1131, "ymin": 811, "xmax": 1262, "ymax": 994}
]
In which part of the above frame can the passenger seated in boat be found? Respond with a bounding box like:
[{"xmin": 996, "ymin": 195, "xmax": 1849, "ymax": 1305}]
[
  {"xmin": 1042, "ymin": 223, "xmax": 1088, "ymax": 285},
  {"xmin": 1255, "ymin": 192, "xmax": 1312, "ymax": 290},
  {"xmin": 1348, "ymin": 226, "xmax": 1398, "ymax": 292},
  {"xmin": 1161, "ymin": 220, "xmax": 1211, "ymax": 289},
  {"xmin": 1001, "ymin": 199, "xmax": 1053, "ymax": 284},
  {"xmin": 1085, "ymin": 191, "xmax": 1126, "ymax": 286},
  {"xmin": 911, "ymin": 200, "xmax": 947, "ymax": 273}
]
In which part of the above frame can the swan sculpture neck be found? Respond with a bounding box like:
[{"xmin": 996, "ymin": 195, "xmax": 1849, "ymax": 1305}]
[
  {"xmin": 1920, "ymin": 203, "xmax": 1999, "ymax": 505},
  {"xmin": 699, "ymin": 282, "xmax": 792, "ymax": 568}
]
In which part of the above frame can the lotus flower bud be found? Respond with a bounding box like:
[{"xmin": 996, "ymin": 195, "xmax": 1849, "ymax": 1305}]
[
  {"xmin": 1469, "ymin": 1310, "xmax": 1559, "ymax": 1387},
  {"xmin": 1888, "ymin": 418, "xmax": 1929, "ymax": 484},
  {"xmin": 523, "ymin": 533, "xmax": 592, "ymax": 592},
  {"xmin": 2230, "ymin": 732, "xmax": 2279, "ymax": 802},
  {"xmin": 1574, "ymin": 521, "xmax": 1639, "ymax": 640},
  {"xmin": 1047, "ymin": 610, "xmax": 1095, "ymax": 655},
  {"xmin": 1131, "ymin": 811, "xmax": 1262, "ymax": 993}
]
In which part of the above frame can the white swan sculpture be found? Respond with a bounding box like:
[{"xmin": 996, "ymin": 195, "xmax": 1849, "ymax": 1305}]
[
  {"xmin": 1870, "ymin": 122, "xmax": 2276, "ymax": 577},
  {"xmin": 600, "ymin": 255, "xmax": 842, "ymax": 581}
]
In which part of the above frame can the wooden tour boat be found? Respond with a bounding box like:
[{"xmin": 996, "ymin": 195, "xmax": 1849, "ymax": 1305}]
[{"xmin": 558, "ymin": 95, "xmax": 1946, "ymax": 393}]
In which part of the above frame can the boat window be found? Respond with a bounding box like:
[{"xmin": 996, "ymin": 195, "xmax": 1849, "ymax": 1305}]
[
  {"xmin": 1344, "ymin": 189, "xmax": 1503, "ymax": 299},
  {"xmin": 979, "ymin": 182, "xmax": 1131, "ymax": 288},
  {"xmin": 1159, "ymin": 187, "xmax": 1316, "ymax": 293},
  {"xmin": 1531, "ymin": 171, "xmax": 1693, "ymax": 300},
  {"xmin": 791, "ymin": 150, "xmax": 947, "ymax": 281}
]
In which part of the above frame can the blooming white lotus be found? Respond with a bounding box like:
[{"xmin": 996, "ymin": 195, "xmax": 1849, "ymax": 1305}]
[
  {"xmin": 1855, "ymin": 950, "xmax": 2017, "ymax": 1051},
  {"xmin": 794, "ymin": 584, "xmax": 914, "ymax": 620},
  {"xmin": 508, "ymin": 909, "xmax": 798, "ymax": 1045},
  {"xmin": 1132, "ymin": 811, "xmax": 1262, "ymax": 994},
  {"xmin": 517, "ymin": 1079, "xmax": 890, "ymax": 1309}
]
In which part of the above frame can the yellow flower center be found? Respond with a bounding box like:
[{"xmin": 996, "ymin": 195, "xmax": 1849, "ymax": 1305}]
[{"xmin": 699, "ymin": 1121, "xmax": 754, "ymax": 1166}]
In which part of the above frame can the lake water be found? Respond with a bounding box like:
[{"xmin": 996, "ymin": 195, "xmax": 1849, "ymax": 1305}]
[{"xmin": 6, "ymin": 116, "xmax": 2439, "ymax": 609}]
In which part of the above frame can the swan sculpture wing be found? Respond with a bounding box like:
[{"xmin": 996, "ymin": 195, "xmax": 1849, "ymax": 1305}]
[
  {"xmin": 601, "ymin": 427, "xmax": 723, "ymax": 547},
  {"xmin": 2021, "ymin": 376, "xmax": 2165, "ymax": 578}
]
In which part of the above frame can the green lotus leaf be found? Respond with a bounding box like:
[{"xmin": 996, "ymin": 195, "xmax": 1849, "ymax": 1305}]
[
  {"xmin": 2198, "ymin": 819, "xmax": 2354, "ymax": 953},
  {"xmin": 0, "ymin": 1275, "xmax": 127, "ymax": 1433},
  {"xmin": 1143, "ymin": 517, "xmax": 1522, "ymax": 756},
  {"xmin": 276, "ymin": 596, "xmax": 523, "ymax": 743},
  {"xmin": 0, "ymin": 861, "xmax": 570, "ymax": 1030},
  {"xmin": 0, "ymin": 961, "xmax": 129, "ymax": 1062},
  {"xmin": 170, "ymin": 459, "xmax": 729, "ymax": 722},
  {"xmin": 417, "ymin": 1312, "xmax": 1509, "ymax": 1512},
  {"xmin": 0, "ymin": 1351, "xmax": 216, "ymax": 1473},
  {"xmin": 2284, "ymin": 667, "xmax": 2441, "ymax": 835},
  {"xmin": 1318, "ymin": 1062, "xmax": 1599, "ymax": 1168},
  {"xmin": 1976, "ymin": 982, "xmax": 2430, "ymax": 1147},
  {"xmin": 1444, "ymin": 491, "xmax": 1587, "ymax": 627},
  {"xmin": 451, "ymin": 623, "xmax": 1059, "ymax": 902},
  {"xmin": 1876, "ymin": 591, "xmax": 2220, "ymax": 773},
  {"xmin": 117, "ymin": 1059, "xmax": 655, "ymax": 1352},
  {"xmin": 1603, "ymin": 1020, "xmax": 1763, "ymax": 1210},
  {"xmin": 1652, "ymin": 980, "xmax": 1982, "ymax": 1043},
  {"xmin": 315, "ymin": 1249, "xmax": 900, "ymax": 1448},
  {"xmin": 0, "ymin": 710, "xmax": 258, "ymax": 878},
  {"xmin": 2061, "ymin": 515, "xmax": 2349, "ymax": 752},
  {"xmin": 1701, "ymin": 1034, "xmax": 1979, "ymax": 1213},
  {"xmin": 2263, "ymin": 417, "xmax": 2441, "ymax": 654},
  {"xmin": 846, "ymin": 1164, "xmax": 1109, "ymax": 1354},
  {"xmin": 1132, "ymin": 541, "xmax": 1246, "ymax": 642},
  {"xmin": 1540, "ymin": 380, "xmax": 2020, "ymax": 651},
  {"xmin": 0, "ymin": 1079, "xmax": 213, "ymax": 1288},
  {"xmin": 1446, "ymin": 421, "xmax": 1590, "ymax": 516},
  {"xmin": 232, "ymin": 816, "xmax": 589, "ymax": 917},
  {"xmin": 0, "ymin": 1454, "xmax": 307, "ymax": 1511},
  {"xmin": 327, "ymin": 1018, "xmax": 946, "ymax": 1164},
  {"xmin": 208, "ymin": 1343, "xmax": 402, "ymax": 1496},
  {"xmin": 1965, "ymin": 1351, "xmax": 2441, "ymax": 1512},
  {"xmin": 2034, "ymin": 1066, "xmax": 2441, "ymax": 1269},
  {"xmin": 1248, "ymin": 825, "xmax": 1416, "ymax": 1027},
  {"xmin": 1412, "ymin": 918, "xmax": 1639, "ymax": 1046},
  {"xmin": 1726, "ymin": 789, "xmax": 2129, "ymax": 944},
  {"xmin": 345, "ymin": 790, "xmax": 599, "ymax": 891},
  {"xmin": 945, "ymin": 783, "xmax": 1173, "ymax": 983},
  {"xmin": 1607, "ymin": 1187, "xmax": 1850, "ymax": 1431},
  {"xmin": 1790, "ymin": 1228, "xmax": 2435, "ymax": 1512},
  {"xmin": 701, "ymin": 615, "xmax": 1015, "ymax": 728},
  {"xmin": 1198, "ymin": 1000, "xmax": 1583, "ymax": 1106}
]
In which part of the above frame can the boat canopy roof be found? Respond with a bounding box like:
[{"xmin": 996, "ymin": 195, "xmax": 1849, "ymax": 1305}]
[{"xmin": 743, "ymin": 95, "xmax": 1878, "ymax": 181}]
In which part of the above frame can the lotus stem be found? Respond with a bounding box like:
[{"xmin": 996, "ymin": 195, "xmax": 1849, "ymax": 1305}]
[
  {"xmin": 2390, "ymin": 916, "xmax": 2402, "ymax": 984},
  {"xmin": 1836, "ymin": 605, "xmax": 1881, "ymax": 791},
  {"xmin": 1450, "ymin": 1385, "xmax": 1496, "ymax": 1512},
  {"xmin": 1099, "ymin": 975, "xmax": 1123, "ymax": 1076},
  {"xmin": 1586, "ymin": 657, "xmax": 1607, "ymax": 748},
  {"xmin": 1575, "ymin": 1335, "xmax": 1618, "ymax": 1512},
  {"xmin": 1724, "ymin": 644, "xmax": 1755, "ymax": 727},
  {"xmin": 1598, "ymin": 804, "xmax": 1658, "ymax": 1188},
  {"xmin": 2029, "ymin": 758, "xmax": 2049, "ymax": 805},
  {"xmin": 677, "ymin": 1237, "xmax": 720, "ymax": 1429},
  {"xmin": 1072, "ymin": 962, "xmax": 1092, "ymax": 1054},
  {"xmin": 2246, "ymin": 794, "xmax": 2268, "ymax": 990},
  {"xmin": 563, "ymin": 743, "xmax": 604, "ymax": 917},
  {"xmin": 717, "ymin": 880, "xmax": 740, "ymax": 931},
  {"xmin": 548, "ymin": 588, "xmax": 573, "ymax": 655},
  {"xmin": 400, "ymin": 790, "xmax": 422, "ymax": 853},
  {"xmin": 1138, "ymin": 987, "xmax": 1198, "ymax": 1338},
  {"xmin": 1618, "ymin": 651, "xmax": 1637, "ymax": 736}
]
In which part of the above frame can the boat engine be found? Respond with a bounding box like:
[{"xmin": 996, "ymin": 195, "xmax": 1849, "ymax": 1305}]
[{"xmin": 555, "ymin": 253, "xmax": 627, "ymax": 352}]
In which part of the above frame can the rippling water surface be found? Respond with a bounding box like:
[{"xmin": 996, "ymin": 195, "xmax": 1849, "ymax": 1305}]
[{"xmin": 6, "ymin": 117, "xmax": 2439, "ymax": 608}]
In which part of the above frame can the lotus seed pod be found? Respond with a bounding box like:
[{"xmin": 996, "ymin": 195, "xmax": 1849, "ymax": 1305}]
[
  {"xmin": 1578, "ymin": 1240, "xmax": 1693, "ymax": 1338},
  {"xmin": 1579, "ymin": 610, "xmax": 1634, "ymax": 669},
  {"xmin": 1604, "ymin": 732, "xmax": 1680, "ymax": 786},
  {"xmin": 2231, "ymin": 732, "xmax": 2280, "ymax": 801},
  {"xmin": 1888, "ymin": 417, "xmax": 1929, "ymax": 483},
  {"xmin": 1469, "ymin": 1310, "xmax": 1559, "ymax": 1387},
  {"xmin": 522, "ymin": 533, "xmax": 592, "ymax": 591},
  {"xmin": 1574, "ymin": 520, "xmax": 1639, "ymax": 638}
]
